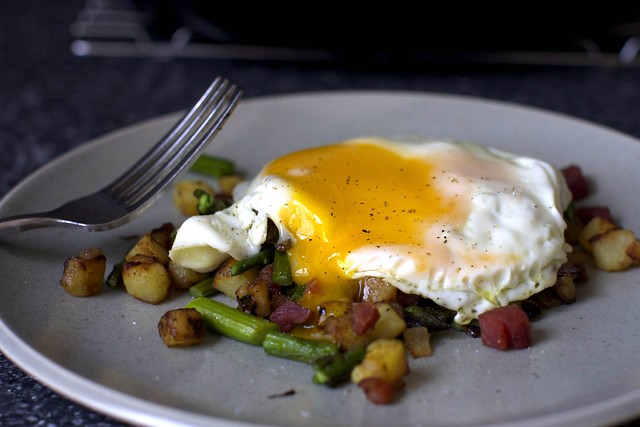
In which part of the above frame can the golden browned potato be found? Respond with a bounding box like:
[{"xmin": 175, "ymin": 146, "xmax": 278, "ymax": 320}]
[
  {"xmin": 553, "ymin": 275, "xmax": 576, "ymax": 304},
  {"xmin": 167, "ymin": 260, "xmax": 210, "ymax": 289},
  {"xmin": 358, "ymin": 277, "xmax": 397, "ymax": 302},
  {"xmin": 317, "ymin": 301, "xmax": 407, "ymax": 350},
  {"xmin": 317, "ymin": 302, "xmax": 369, "ymax": 350},
  {"xmin": 125, "ymin": 233, "xmax": 170, "ymax": 265},
  {"xmin": 578, "ymin": 216, "xmax": 617, "ymax": 252},
  {"xmin": 212, "ymin": 257, "xmax": 258, "ymax": 298},
  {"xmin": 122, "ymin": 254, "xmax": 172, "ymax": 304},
  {"xmin": 591, "ymin": 228, "xmax": 640, "ymax": 271},
  {"xmin": 149, "ymin": 222, "xmax": 176, "ymax": 250},
  {"xmin": 369, "ymin": 303, "xmax": 406, "ymax": 340},
  {"xmin": 403, "ymin": 326, "xmax": 432, "ymax": 358},
  {"xmin": 60, "ymin": 248, "xmax": 107, "ymax": 297},
  {"xmin": 158, "ymin": 308, "xmax": 206, "ymax": 347},
  {"xmin": 235, "ymin": 275, "xmax": 271, "ymax": 318},
  {"xmin": 172, "ymin": 180, "xmax": 216, "ymax": 216},
  {"xmin": 351, "ymin": 338, "xmax": 409, "ymax": 386}
]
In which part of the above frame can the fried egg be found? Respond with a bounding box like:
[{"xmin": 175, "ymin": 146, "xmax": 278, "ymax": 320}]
[{"xmin": 169, "ymin": 137, "xmax": 572, "ymax": 323}]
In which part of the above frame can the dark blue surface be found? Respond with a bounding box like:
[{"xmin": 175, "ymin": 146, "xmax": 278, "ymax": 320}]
[{"xmin": 2, "ymin": 1, "xmax": 640, "ymax": 426}]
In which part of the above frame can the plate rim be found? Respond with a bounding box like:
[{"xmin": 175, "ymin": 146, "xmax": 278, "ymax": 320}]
[{"xmin": 1, "ymin": 89, "xmax": 639, "ymax": 427}]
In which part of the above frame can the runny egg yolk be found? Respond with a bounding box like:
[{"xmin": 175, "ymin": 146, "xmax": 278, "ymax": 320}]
[{"xmin": 261, "ymin": 141, "xmax": 469, "ymax": 308}]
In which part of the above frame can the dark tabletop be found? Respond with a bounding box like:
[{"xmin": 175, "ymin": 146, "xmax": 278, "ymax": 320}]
[{"xmin": 2, "ymin": 1, "xmax": 640, "ymax": 426}]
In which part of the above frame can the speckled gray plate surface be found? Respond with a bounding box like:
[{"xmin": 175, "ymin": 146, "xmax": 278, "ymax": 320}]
[{"xmin": 1, "ymin": 91, "xmax": 639, "ymax": 427}]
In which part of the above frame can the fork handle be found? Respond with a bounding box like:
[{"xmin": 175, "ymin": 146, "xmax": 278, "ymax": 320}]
[
  {"xmin": 0, "ymin": 192, "xmax": 126, "ymax": 235},
  {"xmin": 0, "ymin": 211, "xmax": 81, "ymax": 235}
]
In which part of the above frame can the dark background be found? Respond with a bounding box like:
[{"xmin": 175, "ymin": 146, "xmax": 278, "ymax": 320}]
[{"xmin": 1, "ymin": 1, "xmax": 640, "ymax": 425}]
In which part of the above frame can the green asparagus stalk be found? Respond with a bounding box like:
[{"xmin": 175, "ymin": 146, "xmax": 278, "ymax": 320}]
[
  {"xmin": 285, "ymin": 284, "xmax": 306, "ymax": 301},
  {"xmin": 272, "ymin": 250, "xmax": 293, "ymax": 286},
  {"xmin": 190, "ymin": 154, "xmax": 235, "ymax": 177},
  {"xmin": 263, "ymin": 332, "xmax": 339, "ymax": 364},
  {"xmin": 194, "ymin": 189, "xmax": 214, "ymax": 215},
  {"xmin": 230, "ymin": 247, "xmax": 275, "ymax": 275},
  {"xmin": 403, "ymin": 305, "xmax": 453, "ymax": 332},
  {"xmin": 312, "ymin": 344, "xmax": 367, "ymax": 386},
  {"xmin": 188, "ymin": 277, "xmax": 217, "ymax": 298},
  {"xmin": 186, "ymin": 296, "xmax": 278, "ymax": 346},
  {"xmin": 105, "ymin": 261, "xmax": 124, "ymax": 287},
  {"xmin": 193, "ymin": 189, "xmax": 229, "ymax": 215}
]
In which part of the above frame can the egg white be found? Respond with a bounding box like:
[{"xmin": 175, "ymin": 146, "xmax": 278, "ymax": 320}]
[{"xmin": 170, "ymin": 137, "xmax": 572, "ymax": 323}]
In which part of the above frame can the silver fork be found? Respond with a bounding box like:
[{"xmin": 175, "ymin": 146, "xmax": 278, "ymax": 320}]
[{"xmin": 0, "ymin": 76, "xmax": 241, "ymax": 234}]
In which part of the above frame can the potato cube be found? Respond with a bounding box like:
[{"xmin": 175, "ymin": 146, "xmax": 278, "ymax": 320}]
[
  {"xmin": 126, "ymin": 233, "xmax": 170, "ymax": 265},
  {"xmin": 351, "ymin": 338, "xmax": 409, "ymax": 385},
  {"xmin": 553, "ymin": 275, "xmax": 576, "ymax": 304},
  {"xmin": 319, "ymin": 312, "xmax": 370, "ymax": 350},
  {"xmin": 369, "ymin": 303, "xmax": 407, "ymax": 340},
  {"xmin": 212, "ymin": 257, "xmax": 258, "ymax": 298},
  {"xmin": 172, "ymin": 180, "xmax": 216, "ymax": 216},
  {"xmin": 235, "ymin": 275, "xmax": 271, "ymax": 318},
  {"xmin": 149, "ymin": 222, "xmax": 176, "ymax": 250},
  {"xmin": 358, "ymin": 276, "xmax": 397, "ymax": 302},
  {"xmin": 579, "ymin": 216, "xmax": 617, "ymax": 252},
  {"xmin": 403, "ymin": 326, "xmax": 432, "ymax": 358},
  {"xmin": 168, "ymin": 260, "xmax": 210, "ymax": 289},
  {"xmin": 158, "ymin": 308, "xmax": 206, "ymax": 347},
  {"xmin": 60, "ymin": 248, "xmax": 106, "ymax": 297},
  {"xmin": 122, "ymin": 254, "xmax": 172, "ymax": 304},
  {"xmin": 591, "ymin": 228, "xmax": 640, "ymax": 271}
]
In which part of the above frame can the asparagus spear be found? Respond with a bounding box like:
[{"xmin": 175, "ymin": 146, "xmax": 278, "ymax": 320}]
[
  {"xmin": 193, "ymin": 189, "xmax": 229, "ymax": 215},
  {"xmin": 190, "ymin": 154, "xmax": 235, "ymax": 177},
  {"xmin": 186, "ymin": 296, "xmax": 278, "ymax": 346},
  {"xmin": 188, "ymin": 297, "xmax": 365, "ymax": 386},
  {"xmin": 263, "ymin": 332, "xmax": 339, "ymax": 364},
  {"xmin": 230, "ymin": 247, "xmax": 275, "ymax": 275},
  {"xmin": 403, "ymin": 305, "xmax": 452, "ymax": 332},
  {"xmin": 272, "ymin": 250, "xmax": 293, "ymax": 286},
  {"xmin": 312, "ymin": 344, "xmax": 367, "ymax": 386},
  {"xmin": 188, "ymin": 277, "xmax": 217, "ymax": 298},
  {"xmin": 284, "ymin": 284, "xmax": 306, "ymax": 301},
  {"xmin": 105, "ymin": 261, "xmax": 124, "ymax": 287}
]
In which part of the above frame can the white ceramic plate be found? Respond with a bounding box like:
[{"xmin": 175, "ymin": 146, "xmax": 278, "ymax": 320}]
[{"xmin": 1, "ymin": 91, "xmax": 639, "ymax": 427}]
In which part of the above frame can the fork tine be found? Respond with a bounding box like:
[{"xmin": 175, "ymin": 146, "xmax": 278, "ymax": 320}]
[
  {"xmin": 114, "ymin": 82, "xmax": 239, "ymax": 206},
  {"xmin": 110, "ymin": 82, "xmax": 241, "ymax": 209},
  {"xmin": 104, "ymin": 77, "xmax": 229, "ymax": 196}
]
